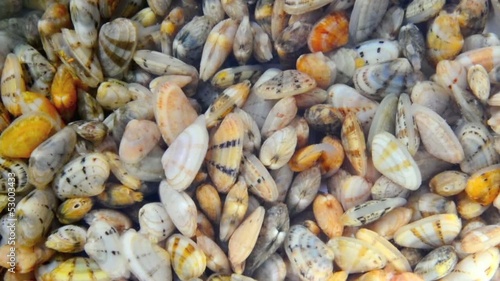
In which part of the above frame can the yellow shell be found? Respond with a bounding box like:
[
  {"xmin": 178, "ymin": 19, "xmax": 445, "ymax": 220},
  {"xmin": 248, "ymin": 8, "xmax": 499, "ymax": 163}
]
[
  {"xmin": 426, "ymin": 11, "xmax": 464, "ymax": 65},
  {"xmin": 48, "ymin": 257, "xmax": 109, "ymax": 281},
  {"xmin": 56, "ymin": 197, "xmax": 94, "ymax": 224},
  {"xmin": 1, "ymin": 53, "xmax": 26, "ymax": 117},
  {"xmin": 465, "ymin": 164, "xmax": 500, "ymax": 205},
  {"xmin": 341, "ymin": 112, "xmax": 367, "ymax": 176},
  {"xmin": 167, "ymin": 234, "xmax": 207, "ymax": 281},
  {"xmin": 312, "ymin": 193, "xmax": 344, "ymax": 238},
  {"xmin": 0, "ymin": 111, "xmax": 59, "ymax": 158}
]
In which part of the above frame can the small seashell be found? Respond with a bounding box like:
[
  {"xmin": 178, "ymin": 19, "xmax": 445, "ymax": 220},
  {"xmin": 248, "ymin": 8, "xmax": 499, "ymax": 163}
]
[
  {"xmin": 56, "ymin": 197, "xmax": 93, "ymax": 224},
  {"xmin": 52, "ymin": 153, "xmax": 110, "ymax": 199},
  {"xmin": 84, "ymin": 209, "xmax": 132, "ymax": 234},
  {"xmin": 441, "ymin": 247, "xmax": 500, "ymax": 281},
  {"xmin": 414, "ymin": 246, "xmax": 458, "ymax": 281},
  {"xmin": 70, "ymin": 0, "xmax": 100, "ymax": 48},
  {"xmin": 167, "ymin": 234, "xmax": 206, "ymax": 280},
  {"xmin": 327, "ymin": 236, "xmax": 387, "ymax": 274},
  {"xmin": 410, "ymin": 81, "xmax": 451, "ymax": 116},
  {"xmin": 454, "ymin": 0, "xmax": 489, "ymax": 37},
  {"xmin": 341, "ymin": 112, "xmax": 367, "ymax": 177},
  {"xmin": 340, "ymin": 198, "xmax": 407, "ymax": 227},
  {"xmin": 328, "ymin": 47, "xmax": 358, "ymax": 84},
  {"xmin": 289, "ymin": 116, "xmax": 309, "ymax": 149},
  {"xmin": 457, "ymin": 191, "xmax": 489, "ymax": 219},
  {"xmin": 373, "ymin": 6, "xmax": 404, "ymax": 40},
  {"xmin": 405, "ymin": 0, "xmax": 445, "ymax": 24},
  {"xmin": 252, "ymin": 21, "xmax": 274, "ymax": 63},
  {"xmin": 48, "ymin": 257, "xmax": 109, "ymax": 281},
  {"xmin": 371, "ymin": 132, "xmax": 421, "ymax": 190},
  {"xmin": 96, "ymin": 183, "xmax": 143, "ymax": 208},
  {"xmin": 467, "ymin": 64, "xmax": 490, "ymax": 103},
  {"xmin": 354, "ymin": 39, "xmax": 400, "ymax": 67},
  {"xmin": 252, "ymin": 253, "xmax": 287, "ymax": 281},
  {"xmin": 393, "ymin": 213, "xmax": 462, "ymax": 249},
  {"xmin": 200, "ymin": 18, "xmax": 238, "ymax": 81},
  {"xmin": 365, "ymin": 207, "xmax": 412, "ymax": 240},
  {"xmin": 426, "ymin": 11, "xmax": 464, "ymax": 65},
  {"xmin": 122, "ymin": 229, "xmax": 172, "ymax": 281},
  {"xmin": 138, "ymin": 202, "xmax": 175, "ymax": 243},
  {"xmin": 197, "ymin": 234, "xmax": 231, "ymax": 274},
  {"xmin": 366, "ymin": 93, "xmax": 398, "ymax": 153},
  {"xmin": 308, "ymin": 11, "xmax": 349, "ymax": 53},
  {"xmin": 244, "ymin": 203, "xmax": 289, "ymax": 275},
  {"xmin": 460, "ymin": 225, "xmax": 500, "ymax": 254},
  {"xmin": 159, "ymin": 181, "xmax": 197, "ymax": 237},
  {"xmin": 348, "ymin": 0, "xmax": 389, "ymax": 43},
  {"xmin": 293, "ymin": 88, "xmax": 328, "ymax": 109},
  {"xmin": 418, "ymin": 192, "xmax": 456, "ymax": 217},
  {"xmin": 77, "ymin": 90, "xmax": 104, "ymax": 122},
  {"xmin": 256, "ymin": 70, "xmax": 316, "ymax": 100},
  {"xmin": 296, "ymin": 52, "xmax": 337, "ymax": 90},
  {"xmin": 456, "ymin": 122, "xmax": 499, "ymax": 174},
  {"xmin": 211, "ymin": 65, "xmax": 263, "ymax": 90},
  {"xmin": 173, "ymin": 15, "xmax": 216, "ymax": 65},
  {"xmin": 46, "ymin": 225, "xmax": 87, "ymax": 253},
  {"xmin": 285, "ymin": 225, "xmax": 335, "ymax": 281},
  {"xmin": 196, "ymin": 183, "xmax": 222, "ymax": 223},
  {"xmin": 206, "ymin": 113, "xmax": 244, "ymax": 192},
  {"xmin": 398, "ymin": 23, "xmax": 426, "ymax": 71},
  {"xmin": 286, "ymin": 165, "xmax": 321, "ymax": 215},
  {"xmin": 259, "ymin": 126, "xmax": 297, "ymax": 170},
  {"xmin": 275, "ymin": 21, "xmax": 312, "ymax": 66},
  {"xmin": 304, "ymin": 104, "xmax": 344, "ymax": 135},
  {"xmin": 0, "ymin": 53, "xmax": 25, "ymax": 114},
  {"xmin": 396, "ymin": 93, "xmax": 419, "ymax": 156},
  {"xmin": 412, "ymin": 104, "xmax": 465, "ymax": 164},
  {"xmin": 465, "ymin": 164, "xmax": 500, "ymax": 205},
  {"xmin": 335, "ymin": 174, "xmax": 371, "ymax": 210},
  {"xmin": 241, "ymin": 153, "xmax": 279, "ymax": 202},
  {"xmin": 233, "ymin": 16, "xmax": 253, "ymax": 65},
  {"xmin": 219, "ymin": 179, "xmax": 248, "ymax": 242},
  {"xmin": 228, "ymin": 206, "xmax": 265, "ymax": 273},
  {"xmin": 371, "ymin": 176, "xmax": 410, "ymax": 200},
  {"xmin": 313, "ymin": 193, "xmax": 344, "ymax": 238},
  {"xmin": 205, "ymin": 80, "xmax": 251, "ymax": 128}
]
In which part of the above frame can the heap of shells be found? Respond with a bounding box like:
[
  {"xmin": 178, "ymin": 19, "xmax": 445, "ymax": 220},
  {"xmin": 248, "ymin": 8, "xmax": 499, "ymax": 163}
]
[{"xmin": 2, "ymin": 0, "xmax": 500, "ymax": 280}]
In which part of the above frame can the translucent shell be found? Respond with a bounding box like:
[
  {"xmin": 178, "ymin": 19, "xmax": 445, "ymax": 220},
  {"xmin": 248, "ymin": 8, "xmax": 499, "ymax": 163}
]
[
  {"xmin": 53, "ymin": 153, "xmax": 110, "ymax": 199},
  {"xmin": 1, "ymin": 53, "xmax": 25, "ymax": 117},
  {"xmin": 340, "ymin": 198, "xmax": 407, "ymax": 227},
  {"xmin": 167, "ymin": 234, "xmax": 206, "ymax": 280},
  {"xmin": 460, "ymin": 225, "xmax": 500, "ymax": 254},
  {"xmin": 45, "ymin": 225, "xmax": 87, "ymax": 253},
  {"xmin": 414, "ymin": 245, "xmax": 457, "ymax": 280},
  {"xmin": 48, "ymin": 257, "xmax": 109, "ymax": 281},
  {"xmin": 393, "ymin": 214, "xmax": 462, "ymax": 249},
  {"xmin": 328, "ymin": 236, "xmax": 387, "ymax": 274},
  {"xmin": 97, "ymin": 18, "xmax": 137, "ymax": 78},
  {"xmin": 240, "ymin": 153, "xmax": 279, "ymax": 202},
  {"xmin": 313, "ymin": 193, "xmax": 344, "ymax": 238},
  {"xmin": 206, "ymin": 113, "xmax": 244, "ymax": 192},
  {"xmin": 121, "ymin": 229, "xmax": 172, "ymax": 281},
  {"xmin": 412, "ymin": 104, "xmax": 464, "ymax": 164},
  {"xmin": 161, "ymin": 115, "xmax": 208, "ymax": 191},
  {"xmin": 426, "ymin": 11, "xmax": 464, "ymax": 65},
  {"xmin": 371, "ymin": 132, "xmax": 421, "ymax": 191},
  {"xmin": 308, "ymin": 11, "xmax": 349, "ymax": 53},
  {"xmin": 56, "ymin": 197, "xmax": 93, "ymax": 224},
  {"xmin": 255, "ymin": 70, "xmax": 316, "ymax": 100},
  {"xmin": 465, "ymin": 164, "xmax": 500, "ymax": 205},
  {"xmin": 0, "ymin": 111, "xmax": 59, "ymax": 158},
  {"xmin": 341, "ymin": 112, "xmax": 367, "ymax": 177},
  {"xmin": 285, "ymin": 225, "xmax": 335, "ymax": 281},
  {"xmin": 159, "ymin": 181, "xmax": 197, "ymax": 237},
  {"xmin": 228, "ymin": 206, "xmax": 265, "ymax": 273}
]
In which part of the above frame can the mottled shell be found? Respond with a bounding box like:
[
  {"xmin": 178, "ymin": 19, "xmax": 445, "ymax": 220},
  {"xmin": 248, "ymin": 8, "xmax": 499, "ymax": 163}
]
[
  {"xmin": 98, "ymin": 18, "xmax": 137, "ymax": 77},
  {"xmin": 308, "ymin": 11, "xmax": 349, "ymax": 53},
  {"xmin": 240, "ymin": 153, "xmax": 279, "ymax": 202},
  {"xmin": 219, "ymin": 179, "xmax": 248, "ymax": 242},
  {"xmin": 45, "ymin": 225, "xmax": 87, "ymax": 253},
  {"xmin": 205, "ymin": 80, "xmax": 251, "ymax": 128},
  {"xmin": 285, "ymin": 225, "xmax": 335, "ymax": 281},
  {"xmin": 405, "ymin": 0, "xmax": 445, "ymax": 24},
  {"xmin": 167, "ymin": 234, "xmax": 206, "ymax": 280},
  {"xmin": 340, "ymin": 198, "xmax": 407, "ymax": 227},
  {"xmin": 414, "ymin": 245, "xmax": 457, "ymax": 280},
  {"xmin": 256, "ymin": 70, "xmax": 316, "ymax": 100},
  {"xmin": 426, "ymin": 11, "xmax": 464, "ymax": 65},
  {"xmin": 465, "ymin": 164, "xmax": 500, "ymax": 205}
]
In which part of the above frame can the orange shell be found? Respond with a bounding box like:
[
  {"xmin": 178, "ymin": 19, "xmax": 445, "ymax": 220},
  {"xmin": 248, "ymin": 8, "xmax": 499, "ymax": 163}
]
[
  {"xmin": 465, "ymin": 164, "xmax": 500, "ymax": 205},
  {"xmin": 51, "ymin": 64, "xmax": 77, "ymax": 122},
  {"xmin": 308, "ymin": 11, "xmax": 349, "ymax": 53}
]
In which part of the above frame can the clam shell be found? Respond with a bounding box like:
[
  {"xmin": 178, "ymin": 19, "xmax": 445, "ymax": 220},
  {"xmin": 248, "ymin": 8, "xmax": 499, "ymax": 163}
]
[
  {"xmin": 405, "ymin": 0, "xmax": 445, "ymax": 24},
  {"xmin": 396, "ymin": 93, "xmax": 419, "ymax": 155},
  {"xmin": 336, "ymin": 174, "xmax": 371, "ymax": 210},
  {"xmin": 219, "ymin": 179, "xmax": 248, "ymax": 242},
  {"xmin": 122, "ymin": 229, "xmax": 172, "ymax": 281},
  {"xmin": 197, "ymin": 234, "xmax": 231, "ymax": 274},
  {"xmin": 341, "ymin": 112, "xmax": 367, "ymax": 177},
  {"xmin": 98, "ymin": 18, "xmax": 137, "ymax": 77},
  {"xmin": 138, "ymin": 202, "xmax": 175, "ymax": 243},
  {"xmin": 313, "ymin": 193, "xmax": 344, "ymax": 238},
  {"xmin": 84, "ymin": 220, "xmax": 129, "ymax": 279},
  {"xmin": 173, "ymin": 15, "xmax": 215, "ymax": 65},
  {"xmin": 285, "ymin": 225, "xmax": 334, "ymax": 281},
  {"xmin": 159, "ymin": 181, "xmax": 197, "ymax": 237},
  {"xmin": 366, "ymin": 93, "xmax": 397, "ymax": 153},
  {"xmin": 308, "ymin": 11, "xmax": 349, "ymax": 53},
  {"xmin": 441, "ymin": 247, "xmax": 500, "ymax": 281},
  {"xmin": 349, "ymin": 0, "xmax": 389, "ymax": 43},
  {"xmin": 327, "ymin": 236, "xmax": 387, "ymax": 274},
  {"xmin": 167, "ymin": 234, "xmax": 207, "ymax": 280},
  {"xmin": 84, "ymin": 209, "xmax": 132, "ymax": 234},
  {"xmin": 206, "ymin": 113, "xmax": 244, "ymax": 193},
  {"xmin": 296, "ymin": 52, "xmax": 337, "ymax": 89},
  {"xmin": 371, "ymin": 175, "xmax": 410, "ymax": 200},
  {"xmin": 56, "ymin": 197, "xmax": 93, "ymax": 224},
  {"xmin": 414, "ymin": 245, "xmax": 457, "ymax": 280},
  {"xmin": 255, "ymin": 70, "xmax": 316, "ymax": 100},
  {"xmin": 240, "ymin": 153, "xmax": 279, "ymax": 202},
  {"xmin": 467, "ymin": 64, "xmax": 490, "ymax": 103},
  {"xmin": 393, "ymin": 214, "xmax": 462, "ymax": 249},
  {"xmin": 259, "ymin": 126, "xmax": 297, "ymax": 170},
  {"xmin": 465, "ymin": 164, "xmax": 500, "ymax": 205},
  {"xmin": 365, "ymin": 207, "xmax": 412, "ymax": 240},
  {"xmin": 45, "ymin": 225, "xmax": 87, "ymax": 253},
  {"xmin": 354, "ymin": 39, "xmax": 400, "ymax": 66},
  {"xmin": 456, "ymin": 122, "xmax": 499, "ymax": 174},
  {"xmin": 426, "ymin": 11, "xmax": 464, "ymax": 65},
  {"xmin": 284, "ymin": 0, "xmax": 334, "ymax": 15},
  {"xmin": 286, "ymin": 165, "xmax": 322, "ymax": 215},
  {"xmin": 48, "ymin": 257, "xmax": 109, "ymax": 281},
  {"xmin": 340, "ymin": 198, "xmax": 407, "ymax": 227},
  {"xmin": 119, "ymin": 120, "xmax": 161, "ymax": 165},
  {"xmin": 374, "ymin": 6, "xmax": 404, "ymax": 40},
  {"xmin": 205, "ymin": 80, "xmax": 251, "ymax": 128},
  {"xmin": 371, "ymin": 132, "xmax": 421, "ymax": 190},
  {"xmin": 70, "ymin": 0, "xmax": 100, "ymax": 48},
  {"xmin": 196, "ymin": 183, "xmax": 222, "ymax": 224}
]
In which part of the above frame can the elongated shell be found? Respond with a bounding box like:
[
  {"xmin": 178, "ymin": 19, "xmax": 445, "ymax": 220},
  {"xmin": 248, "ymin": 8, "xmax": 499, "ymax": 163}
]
[
  {"xmin": 371, "ymin": 132, "xmax": 421, "ymax": 190},
  {"xmin": 219, "ymin": 179, "xmax": 248, "ymax": 242},
  {"xmin": 1, "ymin": 53, "xmax": 25, "ymax": 117},
  {"xmin": 396, "ymin": 93, "xmax": 419, "ymax": 155},
  {"xmin": 167, "ymin": 234, "xmax": 206, "ymax": 280},
  {"xmin": 121, "ymin": 229, "xmax": 172, "ymax": 281},
  {"xmin": 84, "ymin": 220, "xmax": 130, "ymax": 280},
  {"xmin": 206, "ymin": 113, "xmax": 244, "ymax": 193},
  {"xmin": 327, "ymin": 236, "xmax": 387, "ymax": 274},
  {"xmin": 70, "ymin": 0, "xmax": 100, "ymax": 48},
  {"xmin": 256, "ymin": 70, "xmax": 316, "ymax": 100},
  {"xmin": 240, "ymin": 153, "xmax": 279, "ymax": 202},
  {"xmin": 413, "ymin": 245, "xmax": 457, "ymax": 280},
  {"xmin": 159, "ymin": 181, "xmax": 197, "ymax": 237},
  {"xmin": 285, "ymin": 225, "xmax": 334, "ymax": 281},
  {"xmin": 340, "ymin": 198, "xmax": 407, "ymax": 226},
  {"xmin": 45, "ymin": 225, "xmax": 87, "ymax": 253},
  {"xmin": 393, "ymin": 214, "xmax": 462, "ymax": 249},
  {"xmin": 341, "ymin": 112, "xmax": 367, "ymax": 176},
  {"xmin": 441, "ymin": 247, "xmax": 500, "ymax": 281}
]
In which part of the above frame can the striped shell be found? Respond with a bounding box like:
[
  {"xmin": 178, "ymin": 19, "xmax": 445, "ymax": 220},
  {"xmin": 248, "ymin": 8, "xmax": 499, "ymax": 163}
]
[
  {"xmin": 48, "ymin": 257, "xmax": 109, "ymax": 281},
  {"xmin": 327, "ymin": 236, "xmax": 387, "ymax": 274},
  {"xmin": 159, "ymin": 181, "xmax": 197, "ymax": 237},
  {"xmin": 240, "ymin": 153, "xmax": 279, "ymax": 202},
  {"xmin": 45, "ymin": 225, "xmax": 87, "ymax": 253},
  {"xmin": 167, "ymin": 234, "xmax": 206, "ymax": 281},
  {"xmin": 341, "ymin": 112, "xmax": 367, "ymax": 176}
]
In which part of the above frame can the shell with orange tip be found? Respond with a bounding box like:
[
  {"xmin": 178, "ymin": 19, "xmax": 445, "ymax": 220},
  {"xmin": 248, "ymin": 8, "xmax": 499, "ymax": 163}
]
[
  {"xmin": 296, "ymin": 52, "xmax": 337, "ymax": 90},
  {"xmin": 20, "ymin": 91, "xmax": 64, "ymax": 128},
  {"xmin": 205, "ymin": 80, "xmax": 251, "ymax": 128},
  {"xmin": 341, "ymin": 113, "xmax": 367, "ymax": 177},
  {"xmin": 119, "ymin": 119, "xmax": 161, "ymax": 165},
  {"xmin": 206, "ymin": 113, "xmax": 244, "ymax": 193},
  {"xmin": 1, "ymin": 53, "xmax": 26, "ymax": 117},
  {"xmin": 455, "ymin": 46, "xmax": 500, "ymax": 72},
  {"xmin": 0, "ymin": 111, "xmax": 60, "ymax": 158},
  {"xmin": 313, "ymin": 193, "xmax": 344, "ymax": 238},
  {"xmin": 50, "ymin": 64, "xmax": 77, "ymax": 122},
  {"xmin": 307, "ymin": 11, "xmax": 349, "ymax": 53},
  {"xmin": 196, "ymin": 183, "xmax": 222, "ymax": 224},
  {"xmin": 319, "ymin": 136, "xmax": 344, "ymax": 177},
  {"xmin": 465, "ymin": 164, "xmax": 500, "ymax": 205},
  {"xmin": 426, "ymin": 11, "xmax": 464, "ymax": 65}
]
